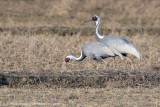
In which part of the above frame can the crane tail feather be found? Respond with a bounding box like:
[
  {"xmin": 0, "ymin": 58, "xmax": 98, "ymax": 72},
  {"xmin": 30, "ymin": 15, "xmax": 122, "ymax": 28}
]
[{"xmin": 125, "ymin": 45, "xmax": 142, "ymax": 60}]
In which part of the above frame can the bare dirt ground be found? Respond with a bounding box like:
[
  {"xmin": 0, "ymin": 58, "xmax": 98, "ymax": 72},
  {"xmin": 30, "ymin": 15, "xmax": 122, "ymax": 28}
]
[
  {"xmin": 0, "ymin": 0, "xmax": 160, "ymax": 106},
  {"xmin": 0, "ymin": 70, "xmax": 159, "ymax": 88}
]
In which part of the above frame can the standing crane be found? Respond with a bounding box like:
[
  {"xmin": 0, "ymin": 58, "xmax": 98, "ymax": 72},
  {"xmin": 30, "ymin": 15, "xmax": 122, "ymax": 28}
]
[
  {"xmin": 65, "ymin": 42, "xmax": 123, "ymax": 69},
  {"xmin": 84, "ymin": 16, "xmax": 141, "ymax": 69}
]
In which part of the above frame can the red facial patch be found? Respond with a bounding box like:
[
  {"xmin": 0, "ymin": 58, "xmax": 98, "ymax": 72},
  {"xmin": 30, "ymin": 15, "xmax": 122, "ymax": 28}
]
[
  {"xmin": 65, "ymin": 57, "xmax": 70, "ymax": 62},
  {"xmin": 92, "ymin": 16, "xmax": 97, "ymax": 21}
]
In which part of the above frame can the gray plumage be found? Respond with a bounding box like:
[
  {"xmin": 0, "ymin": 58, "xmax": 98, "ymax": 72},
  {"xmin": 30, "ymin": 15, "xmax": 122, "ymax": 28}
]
[
  {"xmin": 100, "ymin": 35, "xmax": 141, "ymax": 59},
  {"xmin": 65, "ymin": 42, "xmax": 123, "ymax": 62},
  {"xmin": 84, "ymin": 16, "xmax": 141, "ymax": 60},
  {"xmin": 82, "ymin": 42, "xmax": 123, "ymax": 61}
]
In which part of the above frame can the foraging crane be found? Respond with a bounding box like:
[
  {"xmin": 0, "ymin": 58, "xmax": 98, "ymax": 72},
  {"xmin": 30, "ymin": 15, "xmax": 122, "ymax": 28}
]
[
  {"xmin": 84, "ymin": 16, "xmax": 141, "ymax": 69},
  {"xmin": 65, "ymin": 42, "xmax": 123, "ymax": 66}
]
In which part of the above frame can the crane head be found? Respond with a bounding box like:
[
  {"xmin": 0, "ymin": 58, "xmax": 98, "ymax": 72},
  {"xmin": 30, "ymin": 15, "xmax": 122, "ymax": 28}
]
[
  {"xmin": 92, "ymin": 16, "xmax": 98, "ymax": 21},
  {"xmin": 65, "ymin": 57, "xmax": 70, "ymax": 63},
  {"xmin": 83, "ymin": 15, "xmax": 99, "ymax": 23}
]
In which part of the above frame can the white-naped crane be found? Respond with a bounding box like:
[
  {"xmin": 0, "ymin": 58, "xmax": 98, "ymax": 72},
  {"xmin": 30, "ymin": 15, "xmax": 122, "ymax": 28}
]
[
  {"xmin": 65, "ymin": 42, "xmax": 123, "ymax": 69},
  {"xmin": 84, "ymin": 16, "xmax": 141, "ymax": 70}
]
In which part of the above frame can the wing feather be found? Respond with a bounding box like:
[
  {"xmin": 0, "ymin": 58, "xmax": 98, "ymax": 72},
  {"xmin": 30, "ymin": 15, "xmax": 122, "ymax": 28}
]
[{"xmin": 101, "ymin": 35, "xmax": 141, "ymax": 59}]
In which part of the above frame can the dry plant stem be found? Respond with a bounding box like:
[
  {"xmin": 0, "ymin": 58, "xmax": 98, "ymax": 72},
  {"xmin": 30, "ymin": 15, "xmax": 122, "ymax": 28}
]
[
  {"xmin": 113, "ymin": 57, "xmax": 116, "ymax": 70},
  {"xmin": 61, "ymin": 61, "xmax": 67, "ymax": 72}
]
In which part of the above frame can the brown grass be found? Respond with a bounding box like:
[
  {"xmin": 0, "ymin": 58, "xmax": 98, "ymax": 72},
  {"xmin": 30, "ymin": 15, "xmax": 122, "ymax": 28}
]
[
  {"xmin": 0, "ymin": 32, "xmax": 159, "ymax": 72},
  {"xmin": 0, "ymin": 87, "xmax": 159, "ymax": 107},
  {"xmin": 0, "ymin": 0, "xmax": 159, "ymax": 28},
  {"xmin": 0, "ymin": 0, "xmax": 160, "ymax": 106}
]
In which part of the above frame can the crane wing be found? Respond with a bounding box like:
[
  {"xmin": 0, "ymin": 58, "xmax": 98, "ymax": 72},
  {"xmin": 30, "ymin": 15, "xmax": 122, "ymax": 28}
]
[
  {"xmin": 102, "ymin": 47, "xmax": 115, "ymax": 57},
  {"xmin": 108, "ymin": 46, "xmax": 124, "ymax": 60},
  {"xmin": 101, "ymin": 36, "xmax": 141, "ymax": 60}
]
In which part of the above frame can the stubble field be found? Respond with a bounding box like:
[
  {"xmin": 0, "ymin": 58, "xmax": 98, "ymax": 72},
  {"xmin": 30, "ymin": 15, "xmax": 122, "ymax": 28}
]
[{"xmin": 0, "ymin": 0, "xmax": 160, "ymax": 106}]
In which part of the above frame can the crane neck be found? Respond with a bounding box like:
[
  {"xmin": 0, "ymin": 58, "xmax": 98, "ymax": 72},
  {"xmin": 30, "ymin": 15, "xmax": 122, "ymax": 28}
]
[
  {"xmin": 95, "ymin": 20, "xmax": 104, "ymax": 41},
  {"xmin": 70, "ymin": 51, "xmax": 85, "ymax": 61}
]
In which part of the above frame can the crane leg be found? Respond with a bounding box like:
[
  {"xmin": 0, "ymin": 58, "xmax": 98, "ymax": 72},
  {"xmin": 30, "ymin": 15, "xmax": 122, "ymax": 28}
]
[
  {"xmin": 96, "ymin": 62, "xmax": 99, "ymax": 70},
  {"xmin": 126, "ymin": 57, "xmax": 134, "ymax": 70},
  {"xmin": 102, "ymin": 59, "xmax": 108, "ymax": 69}
]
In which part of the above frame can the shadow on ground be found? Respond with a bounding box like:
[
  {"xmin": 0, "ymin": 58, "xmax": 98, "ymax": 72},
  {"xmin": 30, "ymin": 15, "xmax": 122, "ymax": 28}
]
[{"xmin": 0, "ymin": 70, "xmax": 159, "ymax": 88}]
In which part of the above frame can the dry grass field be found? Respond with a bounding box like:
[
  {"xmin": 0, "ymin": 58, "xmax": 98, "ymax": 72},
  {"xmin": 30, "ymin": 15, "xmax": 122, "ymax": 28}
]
[
  {"xmin": 0, "ymin": 0, "xmax": 160, "ymax": 106},
  {"xmin": 0, "ymin": 87, "xmax": 159, "ymax": 107}
]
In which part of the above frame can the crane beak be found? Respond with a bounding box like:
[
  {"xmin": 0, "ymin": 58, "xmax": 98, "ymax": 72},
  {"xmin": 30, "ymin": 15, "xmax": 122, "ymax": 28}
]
[{"xmin": 83, "ymin": 19, "xmax": 93, "ymax": 23}]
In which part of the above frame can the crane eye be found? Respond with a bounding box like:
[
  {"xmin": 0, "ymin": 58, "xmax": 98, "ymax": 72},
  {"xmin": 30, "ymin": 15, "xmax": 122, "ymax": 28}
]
[
  {"xmin": 65, "ymin": 57, "xmax": 70, "ymax": 62},
  {"xmin": 92, "ymin": 16, "xmax": 97, "ymax": 21}
]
